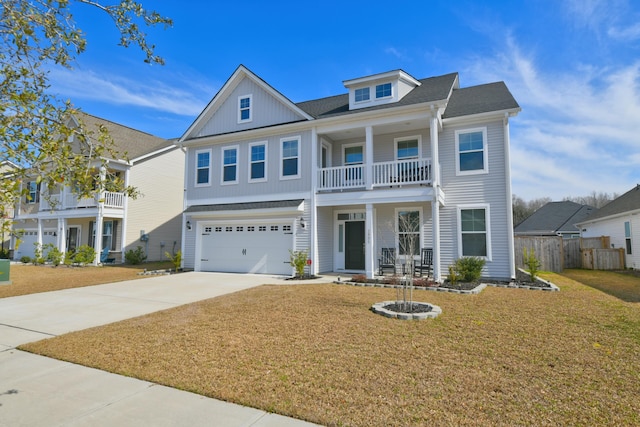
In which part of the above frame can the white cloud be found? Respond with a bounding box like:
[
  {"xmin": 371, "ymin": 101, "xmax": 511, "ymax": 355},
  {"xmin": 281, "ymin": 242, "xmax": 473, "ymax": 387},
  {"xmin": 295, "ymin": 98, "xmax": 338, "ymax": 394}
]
[
  {"xmin": 47, "ymin": 67, "xmax": 212, "ymax": 117},
  {"xmin": 466, "ymin": 37, "xmax": 640, "ymax": 200}
]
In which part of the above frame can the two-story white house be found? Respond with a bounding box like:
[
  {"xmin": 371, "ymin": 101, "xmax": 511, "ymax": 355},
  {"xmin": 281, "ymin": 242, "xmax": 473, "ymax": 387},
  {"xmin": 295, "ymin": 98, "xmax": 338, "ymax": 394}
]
[
  {"xmin": 12, "ymin": 113, "xmax": 184, "ymax": 264},
  {"xmin": 179, "ymin": 65, "xmax": 520, "ymax": 281}
]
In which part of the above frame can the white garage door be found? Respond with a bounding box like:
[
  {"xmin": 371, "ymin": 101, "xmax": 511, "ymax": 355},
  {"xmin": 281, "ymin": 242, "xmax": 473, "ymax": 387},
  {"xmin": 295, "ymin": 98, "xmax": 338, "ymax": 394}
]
[
  {"xmin": 199, "ymin": 221, "xmax": 293, "ymax": 275},
  {"xmin": 15, "ymin": 230, "xmax": 57, "ymax": 259}
]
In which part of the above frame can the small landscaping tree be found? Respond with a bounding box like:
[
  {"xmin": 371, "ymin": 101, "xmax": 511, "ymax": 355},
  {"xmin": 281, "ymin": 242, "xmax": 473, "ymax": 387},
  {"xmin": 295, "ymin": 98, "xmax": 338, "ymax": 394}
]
[
  {"xmin": 165, "ymin": 250, "xmax": 182, "ymax": 272},
  {"xmin": 289, "ymin": 249, "xmax": 308, "ymax": 277},
  {"xmin": 73, "ymin": 245, "xmax": 96, "ymax": 266},
  {"xmin": 523, "ymin": 247, "xmax": 541, "ymax": 282},
  {"xmin": 43, "ymin": 243, "xmax": 63, "ymax": 267}
]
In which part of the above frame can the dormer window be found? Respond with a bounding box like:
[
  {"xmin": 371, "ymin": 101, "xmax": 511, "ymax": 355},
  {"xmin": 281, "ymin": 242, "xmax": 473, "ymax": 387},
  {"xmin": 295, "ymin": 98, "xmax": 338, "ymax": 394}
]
[
  {"xmin": 238, "ymin": 94, "xmax": 252, "ymax": 123},
  {"xmin": 354, "ymin": 87, "xmax": 370, "ymax": 103},
  {"xmin": 375, "ymin": 83, "xmax": 392, "ymax": 99}
]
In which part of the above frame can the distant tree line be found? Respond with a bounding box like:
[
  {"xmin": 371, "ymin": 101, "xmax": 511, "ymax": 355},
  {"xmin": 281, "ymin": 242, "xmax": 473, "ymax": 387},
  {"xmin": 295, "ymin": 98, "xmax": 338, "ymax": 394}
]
[{"xmin": 512, "ymin": 191, "xmax": 619, "ymax": 226}]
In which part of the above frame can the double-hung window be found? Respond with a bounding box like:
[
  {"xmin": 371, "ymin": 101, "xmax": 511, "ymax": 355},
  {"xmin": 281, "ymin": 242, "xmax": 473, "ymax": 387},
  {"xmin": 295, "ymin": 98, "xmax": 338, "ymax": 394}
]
[
  {"xmin": 355, "ymin": 87, "xmax": 370, "ymax": 102},
  {"xmin": 456, "ymin": 128, "xmax": 488, "ymax": 174},
  {"xmin": 89, "ymin": 220, "xmax": 117, "ymax": 251},
  {"xmin": 222, "ymin": 146, "xmax": 238, "ymax": 184},
  {"xmin": 249, "ymin": 141, "xmax": 267, "ymax": 182},
  {"xmin": 375, "ymin": 82, "xmax": 392, "ymax": 99},
  {"xmin": 458, "ymin": 205, "xmax": 491, "ymax": 258},
  {"xmin": 397, "ymin": 209, "xmax": 421, "ymax": 257},
  {"xmin": 625, "ymin": 221, "xmax": 632, "ymax": 254},
  {"xmin": 395, "ymin": 137, "xmax": 421, "ymax": 182},
  {"xmin": 238, "ymin": 94, "xmax": 252, "ymax": 123},
  {"xmin": 195, "ymin": 149, "xmax": 211, "ymax": 186},
  {"xmin": 281, "ymin": 137, "xmax": 300, "ymax": 179},
  {"xmin": 26, "ymin": 181, "xmax": 40, "ymax": 203},
  {"xmin": 344, "ymin": 144, "xmax": 364, "ymax": 185}
]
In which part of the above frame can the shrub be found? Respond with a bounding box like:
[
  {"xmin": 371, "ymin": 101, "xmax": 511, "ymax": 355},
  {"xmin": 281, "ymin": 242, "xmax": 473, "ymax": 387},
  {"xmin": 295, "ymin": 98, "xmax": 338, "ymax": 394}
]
[
  {"xmin": 20, "ymin": 256, "xmax": 31, "ymax": 264},
  {"xmin": 523, "ymin": 247, "xmax": 541, "ymax": 281},
  {"xmin": 289, "ymin": 249, "xmax": 308, "ymax": 277},
  {"xmin": 0, "ymin": 248, "xmax": 9, "ymax": 259},
  {"xmin": 165, "ymin": 250, "xmax": 182, "ymax": 272},
  {"xmin": 449, "ymin": 257, "xmax": 486, "ymax": 282},
  {"xmin": 64, "ymin": 250, "xmax": 75, "ymax": 266},
  {"xmin": 32, "ymin": 243, "xmax": 45, "ymax": 265},
  {"xmin": 125, "ymin": 246, "xmax": 147, "ymax": 265},
  {"xmin": 73, "ymin": 245, "xmax": 96, "ymax": 266},
  {"xmin": 448, "ymin": 264, "xmax": 459, "ymax": 286},
  {"xmin": 43, "ymin": 243, "xmax": 63, "ymax": 267}
]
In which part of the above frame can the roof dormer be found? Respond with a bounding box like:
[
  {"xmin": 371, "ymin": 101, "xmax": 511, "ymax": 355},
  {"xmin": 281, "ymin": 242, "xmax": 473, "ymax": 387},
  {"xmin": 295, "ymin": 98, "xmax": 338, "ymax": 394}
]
[{"xmin": 343, "ymin": 69, "xmax": 422, "ymax": 110}]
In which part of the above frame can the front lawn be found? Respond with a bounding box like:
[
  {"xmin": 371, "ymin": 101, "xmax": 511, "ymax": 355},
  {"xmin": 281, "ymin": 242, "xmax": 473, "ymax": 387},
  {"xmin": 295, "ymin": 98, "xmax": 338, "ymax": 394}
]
[
  {"xmin": 21, "ymin": 272, "xmax": 640, "ymax": 426},
  {"xmin": 0, "ymin": 262, "xmax": 174, "ymax": 299}
]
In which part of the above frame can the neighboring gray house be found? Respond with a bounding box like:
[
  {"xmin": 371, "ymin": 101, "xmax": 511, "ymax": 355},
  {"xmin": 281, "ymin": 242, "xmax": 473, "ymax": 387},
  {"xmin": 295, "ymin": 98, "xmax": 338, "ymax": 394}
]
[
  {"xmin": 515, "ymin": 201, "xmax": 596, "ymax": 239},
  {"xmin": 179, "ymin": 65, "xmax": 520, "ymax": 281},
  {"xmin": 576, "ymin": 185, "xmax": 640, "ymax": 270},
  {"xmin": 12, "ymin": 113, "xmax": 184, "ymax": 263}
]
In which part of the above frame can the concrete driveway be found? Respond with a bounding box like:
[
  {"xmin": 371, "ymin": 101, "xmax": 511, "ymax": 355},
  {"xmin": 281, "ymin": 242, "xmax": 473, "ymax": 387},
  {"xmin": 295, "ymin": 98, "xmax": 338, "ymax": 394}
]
[{"xmin": 0, "ymin": 272, "xmax": 325, "ymax": 426}]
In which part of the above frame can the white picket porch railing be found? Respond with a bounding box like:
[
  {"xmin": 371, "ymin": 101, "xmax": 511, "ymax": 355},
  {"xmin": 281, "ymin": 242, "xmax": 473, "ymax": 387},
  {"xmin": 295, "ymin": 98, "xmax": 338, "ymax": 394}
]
[
  {"xmin": 318, "ymin": 158, "xmax": 432, "ymax": 191},
  {"xmin": 39, "ymin": 191, "xmax": 124, "ymax": 210}
]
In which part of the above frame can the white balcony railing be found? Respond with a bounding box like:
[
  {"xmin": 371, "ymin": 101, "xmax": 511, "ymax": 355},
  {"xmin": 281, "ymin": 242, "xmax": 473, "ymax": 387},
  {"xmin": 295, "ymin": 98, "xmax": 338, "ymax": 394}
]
[
  {"xmin": 39, "ymin": 191, "xmax": 124, "ymax": 211},
  {"xmin": 318, "ymin": 158, "xmax": 432, "ymax": 191}
]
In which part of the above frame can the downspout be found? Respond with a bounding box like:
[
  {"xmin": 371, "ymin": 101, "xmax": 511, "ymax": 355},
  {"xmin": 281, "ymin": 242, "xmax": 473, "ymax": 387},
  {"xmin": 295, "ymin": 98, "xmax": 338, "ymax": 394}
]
[
  {"xmin": 504, "ymin": 113, "xmax": 516, "ymax": 279},
  {"xmin": 429, "ymin": 105, "xmax": 442, "ymax": 282},
  {"xmin": 310, "ymin": 128, "xmax": 318, "ymax": 275},
  {"xmin": 179, "ymin": 139, "xmax": 188, "ymax": 270}
]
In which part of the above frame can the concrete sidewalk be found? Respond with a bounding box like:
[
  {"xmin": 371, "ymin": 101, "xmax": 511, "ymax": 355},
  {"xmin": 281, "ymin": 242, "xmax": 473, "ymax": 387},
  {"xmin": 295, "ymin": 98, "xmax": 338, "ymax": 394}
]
[{"xmin": 0, "ymin": 272, "xmax": 325, "ymax": 426}]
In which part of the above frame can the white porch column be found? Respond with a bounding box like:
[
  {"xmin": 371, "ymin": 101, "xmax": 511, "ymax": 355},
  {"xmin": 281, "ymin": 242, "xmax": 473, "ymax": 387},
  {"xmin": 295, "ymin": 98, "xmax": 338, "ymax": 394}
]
[
  {"xmin": 504, "ymin": 114, "xmax": 516, "ymax": 279},
  {"xmin": 429, "ymin": 109, "xmax": 442, "ymax": 282},
  {"xmin": 365, "ymin": 203, "xmax": 375, "ymax": 279},
  {"xmin": 120, "ymin": 168, "xmax": 130, "ymax": 263},
  {"xmin": 93, "ymin": 165, "xmax": 106, "ymax": 265},
  {"xmin": 365, "ymin": 125, "xmax": 374, "ymax": 190},
  {"xmin": 36, "ymin": 219, "xmax": 43, "ymax": 254},
  {"xmin": 57, "ymin": 218, "xmax": 67, "ymax": 255},
  {"xmin": 310, "ymin": 127, "xmax": 318, "ymax": 275}
]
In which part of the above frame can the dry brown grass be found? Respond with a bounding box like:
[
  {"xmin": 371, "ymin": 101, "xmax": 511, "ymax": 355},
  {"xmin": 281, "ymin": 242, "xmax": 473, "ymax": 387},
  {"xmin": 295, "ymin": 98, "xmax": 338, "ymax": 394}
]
[
  {"xmin": 0, "ymin": 262, "xmax": 173, "ymax": 298},
  {"xmin": 560, "ymin": 268, "xmax": 640, "ymax": 303},
  {"xmin": 21, "ymin": 272, "xmax": 640, "ymax": 426}
]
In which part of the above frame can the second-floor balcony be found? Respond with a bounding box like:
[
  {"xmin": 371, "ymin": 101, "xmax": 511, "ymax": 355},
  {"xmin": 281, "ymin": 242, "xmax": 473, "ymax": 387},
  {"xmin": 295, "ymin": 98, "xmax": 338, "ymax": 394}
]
[
  {"xmin": 318, "ymin": 158, "xmax": 432, "ymax": 192},
  {"xmin": 39, "ymin": 191, "xmax": 125, "ymax": 211}
]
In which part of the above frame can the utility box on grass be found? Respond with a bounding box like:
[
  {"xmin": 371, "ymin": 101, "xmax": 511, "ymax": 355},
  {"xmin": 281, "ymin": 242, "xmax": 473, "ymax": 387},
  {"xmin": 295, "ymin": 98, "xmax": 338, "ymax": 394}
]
[{"xmin": 0, "ymin": 259, "xmax": 11, "ymax": 285}]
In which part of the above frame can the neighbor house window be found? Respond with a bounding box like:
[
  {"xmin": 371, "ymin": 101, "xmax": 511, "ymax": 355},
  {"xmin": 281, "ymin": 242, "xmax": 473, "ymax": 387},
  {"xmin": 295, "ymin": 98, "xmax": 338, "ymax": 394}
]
[
  {"xmin": 397, "ymin": 209, "xmax": 421, "ymax": 256},
  {"xmin": 375, "ymin": 82, "xmax": 392, "ymax": 98},
  {"xmin": 456, "ymin": 128, "xmax": 488, "ymax": 174},
  {"xmin": 249, "ymin": 141, "xmax": 267, "ymax": 181},
  {"xmin": 26, "ymin": 181, "xmax": 40, "ymax": 203},
  {"xmin": 238, "ymin": 94, "xmax": 252, "ymax": 123},
  {"xmin": 195, "ymin": 149, "xmax": 211, "ymax": 186},
  {"xmin": 281, "ymin": 137, "xmax": 300, "ymax": 179},
  {"xmin": 89, "ymin": 220, "xmax": 117, "ymax": 251},
  {"xmin": 625, "ymin": 221, "xmax": 632, "ymax": 254},
  {"xmin": 355, "ymin": 87, "xmax": 370, "ymax": 102},
  {"xmin": 458, "ymin": 206, "xmax": 491, "ymax": 258},
  {"xmin": 222, "ymin": 146, "xmax": 238, "ymax": 184}
]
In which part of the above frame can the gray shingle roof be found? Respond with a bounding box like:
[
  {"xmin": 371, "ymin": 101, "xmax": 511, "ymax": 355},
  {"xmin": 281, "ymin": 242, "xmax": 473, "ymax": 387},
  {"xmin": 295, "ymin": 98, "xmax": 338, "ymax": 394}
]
[
  {"xmin": 443, "ymin": 82, "xmax": 520, "ymax": 118},
  {"xmin": 79, "ymin": 113, "xmax": 173, "ymax": 161},
  {"xmin": 185, "ymin": 199, "xmax": 304, "ymax": 213},
  {"xmin": 296, "ymin": 72, "xmax": 519, "ymax": 120},
  {"xmin": 515, "ymin": 201, "xmax": 596, "ymax": 235},
  {"xmin": 578, "ymin": 185, "xmax": 640, "ymax": 223}
]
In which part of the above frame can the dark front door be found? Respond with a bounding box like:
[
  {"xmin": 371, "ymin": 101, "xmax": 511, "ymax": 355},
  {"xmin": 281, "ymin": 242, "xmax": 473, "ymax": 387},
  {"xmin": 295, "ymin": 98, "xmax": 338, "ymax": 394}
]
[{"xmin": 345, "ymin": 221, "xmax": 365, "ymax": 270}]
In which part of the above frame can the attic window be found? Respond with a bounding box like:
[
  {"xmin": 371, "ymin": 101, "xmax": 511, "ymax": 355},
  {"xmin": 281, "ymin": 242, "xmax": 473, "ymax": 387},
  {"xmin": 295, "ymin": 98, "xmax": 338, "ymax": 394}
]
[
  {"xmin": 238, "ymin": 95, "xmax": 252, "ymax": 123},
  {"xmin": 355, "ymin": 87, "xmax": 370, "ymax": 102},
  {"xmin": 375, "ymin": 83, "xmax": 392, "ymax": 99}
]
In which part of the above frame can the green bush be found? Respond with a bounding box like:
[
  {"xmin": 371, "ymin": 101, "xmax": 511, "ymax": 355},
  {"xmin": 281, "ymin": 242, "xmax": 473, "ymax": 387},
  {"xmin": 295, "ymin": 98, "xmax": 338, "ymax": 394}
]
[
  {"xmin": 43, "ymin": 243, "xmax": 63, "ymax": 267},
  {"xmin": 20, "ymin": 255, "xmax": 31, "ymax": 264},
  {"xmin": 0, "ymin": 248, "xmax": 9, "ymax": 259},
  {"xmin": 523, "ymin": 247, "xmax": 541, "ymax": 281},
  {"xmin": 451, "ymin": 257, "xmax": 486, "ymax": 283},
  {"xmin": 32, "ymin": 243, "xmax": 45, "ymax": 265},
  {"xmin": 289, "ymin": 249, "xmax": 308, "ymax": 277},
  {"xmin": 73, "ymin": 245, "xmax": 96, "ymax": 266},
  {"xmin": 125, "ymin": 246, "xmax": 147, "ymax": 265},
  {"xmin": 165, "ymin": 250, "xmax": 182, "ymax": 272}
]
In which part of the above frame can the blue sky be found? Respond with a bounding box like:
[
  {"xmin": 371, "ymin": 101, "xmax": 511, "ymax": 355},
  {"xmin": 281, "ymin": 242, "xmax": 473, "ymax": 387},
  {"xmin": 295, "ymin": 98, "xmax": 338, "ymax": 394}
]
[{"xmin": 48, "ymin": 0, "xmax": 640, "ymax": 201}]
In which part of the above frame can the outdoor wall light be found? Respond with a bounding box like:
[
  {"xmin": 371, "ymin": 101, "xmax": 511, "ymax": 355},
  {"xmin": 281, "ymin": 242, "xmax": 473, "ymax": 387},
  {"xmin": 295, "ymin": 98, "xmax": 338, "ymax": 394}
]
[
  {"xmin": 186, "ymin": 220, "xmax": 192, "ymax": 231},
  {"xmin": 299, "ymin": 217, "xmax": 306, "ymax": 229}
]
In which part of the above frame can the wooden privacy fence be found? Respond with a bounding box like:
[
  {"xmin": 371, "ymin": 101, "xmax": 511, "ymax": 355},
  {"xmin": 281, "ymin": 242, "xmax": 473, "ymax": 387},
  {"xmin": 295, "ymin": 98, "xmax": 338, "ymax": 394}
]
[{"xmin": 514, "ymin": 236, "xmax": 625, "ymax": 272}]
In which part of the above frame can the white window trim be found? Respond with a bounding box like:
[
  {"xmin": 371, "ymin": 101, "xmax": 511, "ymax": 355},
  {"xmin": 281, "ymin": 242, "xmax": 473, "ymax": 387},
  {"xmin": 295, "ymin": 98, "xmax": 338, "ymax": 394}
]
[
  {"xmin": 455, "ymin": 127, "xmax": 488, "ymax": 176},
  {"xmin": 194, "ymin": 148, "xmax": 212, "ymax": 187},
  {"xmin": 238, "ymin": 94, "xmax": 253, "ymax": 124},
  {"xmin": 394, "ymin": 207, "xmax": 423, "ymax": 259},
  {"xmin": 343, "ymin": 142, "xmax": 365, "ymax": 165},
  {"xmin": 456, "ymin": 204, "xmax": 492, "ymax": 261},
  {"xmin": 248, "ymin": 141, "xmax": 268, "ymax": 183},
  {"xmin": 221, "ymin": 145, "xmax": 239, "ymax": 185},
  {"xmin": 375, "ymin": 82, "xmax": 393, "ymax": 100},
  {"xmin": 394, "ymin": 135, "xmax": 422, "ymax": 160},
  {"xmin": 280, "ymin": 136, "xmax": 301, "ymax": 180},
  {"xmin": 321, "ymin": 140, "xmax": 332, "ymax": 168}
]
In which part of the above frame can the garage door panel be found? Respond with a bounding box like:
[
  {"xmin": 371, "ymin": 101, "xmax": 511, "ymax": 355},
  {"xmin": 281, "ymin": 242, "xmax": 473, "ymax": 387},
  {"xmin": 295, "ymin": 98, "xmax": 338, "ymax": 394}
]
[{"xmin": 200, "ymin": 222, "xmax": 293, "ymax": 275}]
